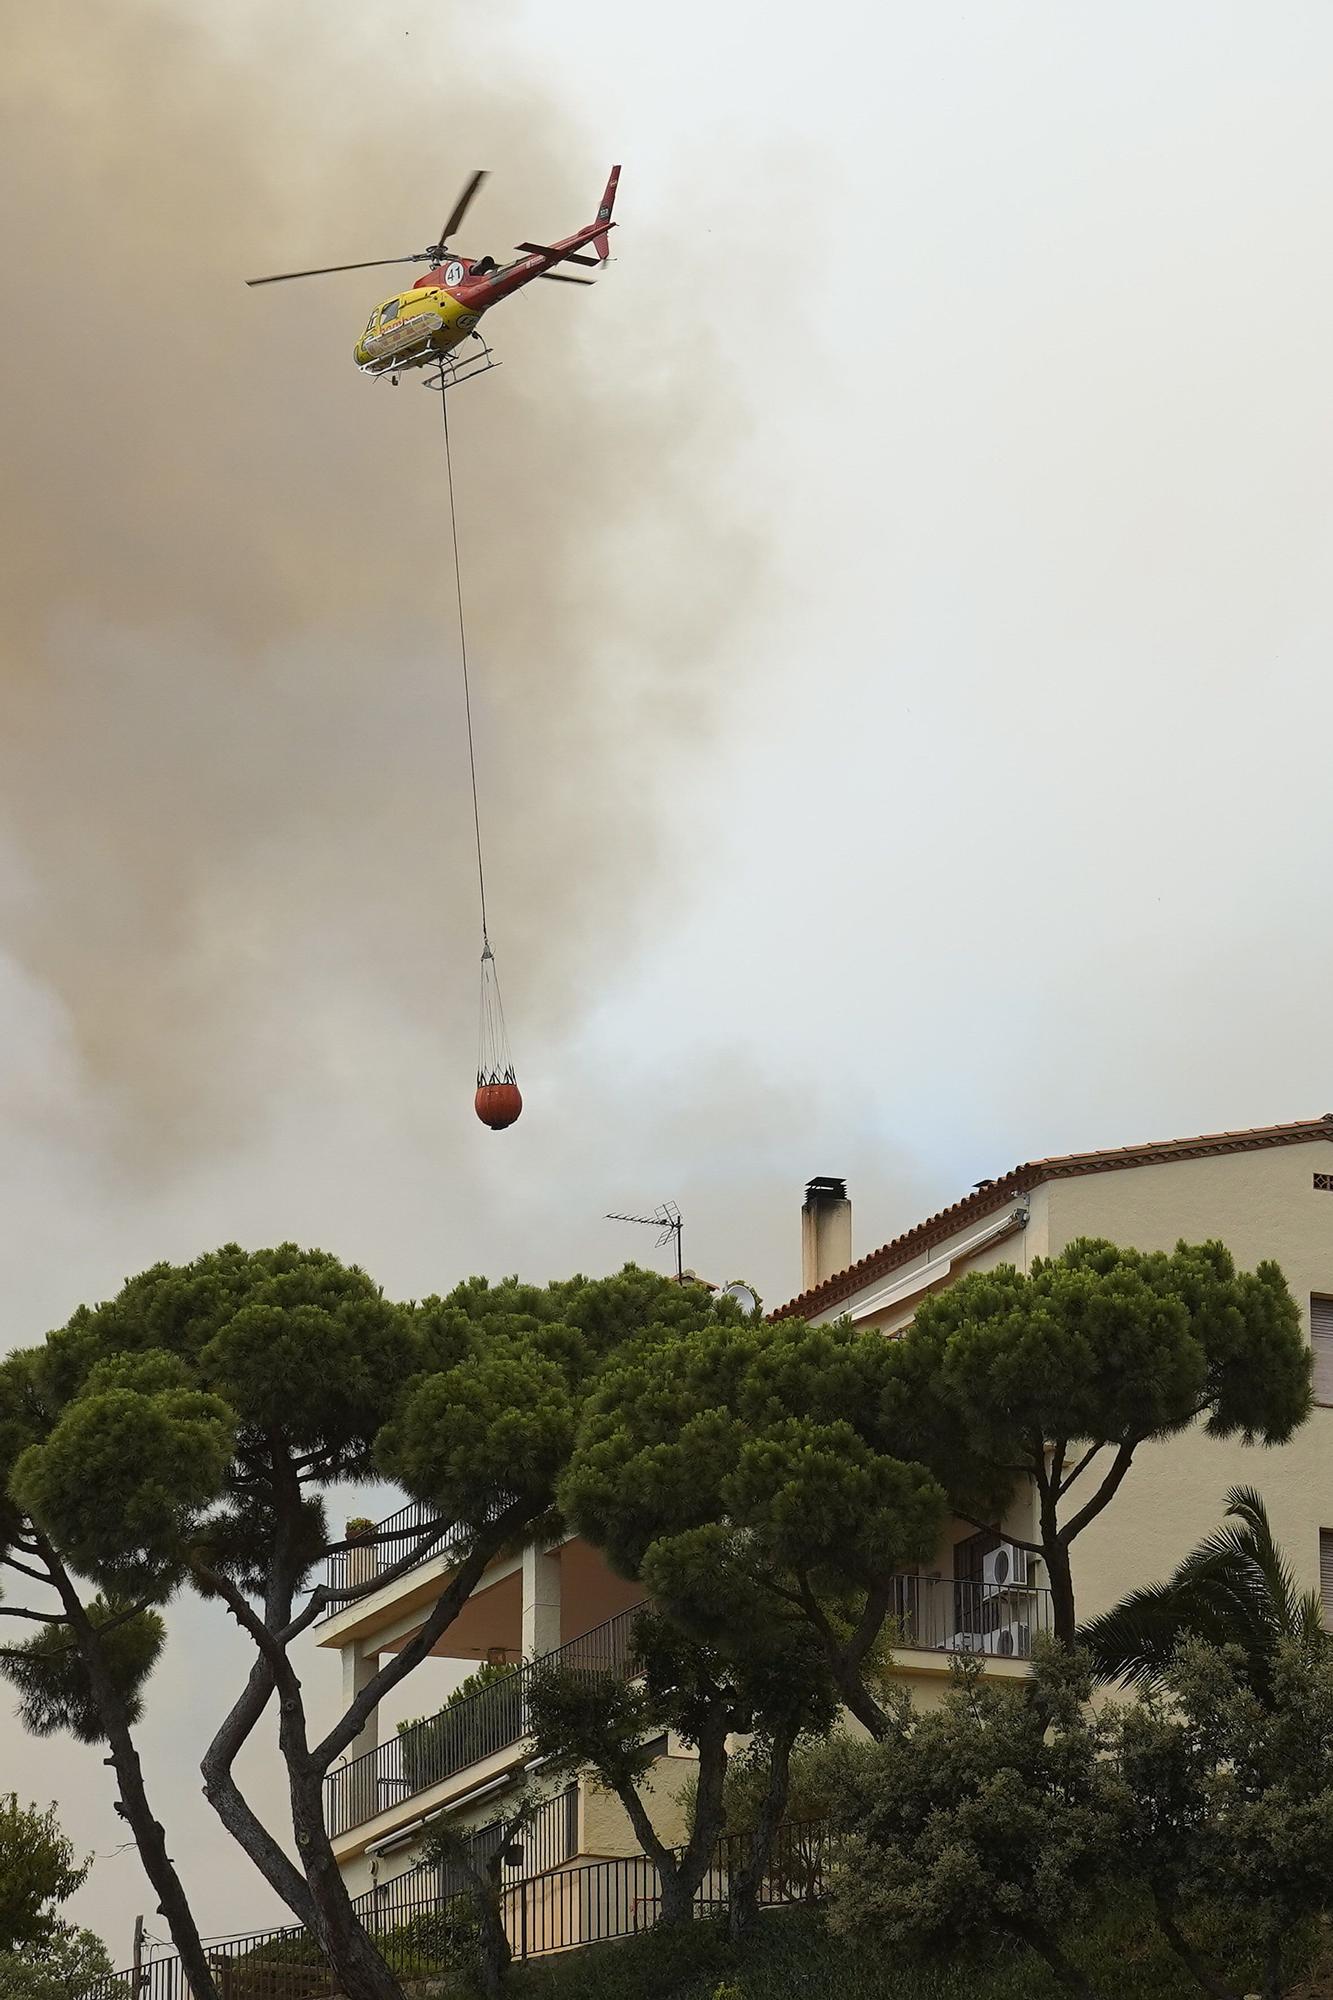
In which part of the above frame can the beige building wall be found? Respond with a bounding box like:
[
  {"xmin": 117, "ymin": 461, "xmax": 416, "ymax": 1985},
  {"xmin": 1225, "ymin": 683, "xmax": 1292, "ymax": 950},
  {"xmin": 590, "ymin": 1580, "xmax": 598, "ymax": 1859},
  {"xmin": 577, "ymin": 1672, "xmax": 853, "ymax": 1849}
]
[
  {"xmin": 1045, "ymin": 1139, "xmax": 1333, "ymax": 1622},
  {"xmin": 818, "ymin": 1134, "xmax": 1333, "ymax": 1633},
  {"xmin": 580, "ymin": 1750, "xmax": 697, "ymax": 1857}
]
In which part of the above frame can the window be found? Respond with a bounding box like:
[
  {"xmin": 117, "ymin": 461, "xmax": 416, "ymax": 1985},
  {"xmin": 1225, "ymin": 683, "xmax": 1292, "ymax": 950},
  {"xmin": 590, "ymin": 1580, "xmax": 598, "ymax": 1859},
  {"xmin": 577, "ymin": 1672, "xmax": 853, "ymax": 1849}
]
[
  {"xmin": 1315, "ymin": 1174, "xmax": 1333, "ymax": 1191},
  {"xmin": 1312, "ymin": 1296, "xmax": 1333, "ymax": 1405},
  {"xmin": 380, "ymin": 300, "xmax": 401, "ymax": 324},
  {"xmin": 1321, "ymin": 1531, "xmax": 1333, "ymax": 1632}
]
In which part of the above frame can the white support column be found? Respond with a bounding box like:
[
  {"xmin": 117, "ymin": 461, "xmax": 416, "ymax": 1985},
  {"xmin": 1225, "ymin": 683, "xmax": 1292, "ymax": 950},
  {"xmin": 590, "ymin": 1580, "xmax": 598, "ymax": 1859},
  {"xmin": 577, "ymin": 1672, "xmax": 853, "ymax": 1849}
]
[
  {"xmin": 521, "ymin": 1539, "xmax": 561, "ymax": 1659},
  {"xmin": 341, "ymin": 1639, "xmax": 380, "ymax": 1762},
  {"xmin": 340, "ymin": 1639, "xmax": 380, "ymax": 1830}
]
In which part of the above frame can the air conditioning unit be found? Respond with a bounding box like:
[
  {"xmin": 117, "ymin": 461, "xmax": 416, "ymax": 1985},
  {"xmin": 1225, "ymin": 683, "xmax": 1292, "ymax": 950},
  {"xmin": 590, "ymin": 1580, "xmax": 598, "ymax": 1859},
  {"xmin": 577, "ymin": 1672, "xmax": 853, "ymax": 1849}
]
[
  {"xmin": 982, "ymin": 1543, "xmax": 1030, "ymax": 1597},
  {"xmin": 952, "ymin": 1628, "xmax": 989, "ymax": 1654},
  {"xmin": 990, "ymin": 1620, "xmax": 1031, "ymax": 1659}
]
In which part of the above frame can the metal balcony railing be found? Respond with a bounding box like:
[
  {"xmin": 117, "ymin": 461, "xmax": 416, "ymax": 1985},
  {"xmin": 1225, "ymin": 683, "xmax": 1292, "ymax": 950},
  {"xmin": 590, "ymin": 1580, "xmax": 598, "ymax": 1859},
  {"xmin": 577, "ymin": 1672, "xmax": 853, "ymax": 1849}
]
[
  {"xmin": 323, "ymin": 1574, "xmax": 1054, "ymax": 1838},
  {"xmin": 322, "ymin": 1497, "xmax": 515, "ymax": 1621},
  {"xmin": 350, "ymin": 1784, "xmax": 580, "ymax": 1926},
  {"xmin": 890, "ymin": 1571, "xmax": 1055, "ymax": 1659},
  {"xmin": 324, "ymin": 1602, "xmax": 645, "ymax": 1837}
]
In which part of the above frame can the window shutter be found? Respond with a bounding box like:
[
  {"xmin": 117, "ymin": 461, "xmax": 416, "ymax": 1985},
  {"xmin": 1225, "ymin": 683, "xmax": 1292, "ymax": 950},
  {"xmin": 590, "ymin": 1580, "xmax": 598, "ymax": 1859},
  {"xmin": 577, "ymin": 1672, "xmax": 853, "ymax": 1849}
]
[
  {"xmin": 1312, "ymin": 1296, "xmax": 1333, "ymax": 1405},
  {"xmin": 1321, "ymin": 1531, "xmax": 1333, "ymax": 1630}
]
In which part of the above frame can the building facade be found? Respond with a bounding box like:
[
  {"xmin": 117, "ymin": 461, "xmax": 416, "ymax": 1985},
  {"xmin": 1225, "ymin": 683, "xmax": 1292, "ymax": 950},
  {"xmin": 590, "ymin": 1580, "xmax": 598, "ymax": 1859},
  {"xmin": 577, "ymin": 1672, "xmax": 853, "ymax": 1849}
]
[
  {"xmin": 776, "ymin": 1115, "xmax": 1333, "ymax": 1632},
  {"xmin": 320, "ymin": 1114, "xmax": 1333, "ymax": 1933}
]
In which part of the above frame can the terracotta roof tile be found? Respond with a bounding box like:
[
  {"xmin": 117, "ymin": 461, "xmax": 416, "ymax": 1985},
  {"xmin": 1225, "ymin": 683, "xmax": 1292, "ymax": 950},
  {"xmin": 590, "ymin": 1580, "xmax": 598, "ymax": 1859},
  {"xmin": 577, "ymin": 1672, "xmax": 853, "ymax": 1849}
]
[{"xmin": 769, "ymin": 1115, "xmax": 1333, "ymax": 1322}]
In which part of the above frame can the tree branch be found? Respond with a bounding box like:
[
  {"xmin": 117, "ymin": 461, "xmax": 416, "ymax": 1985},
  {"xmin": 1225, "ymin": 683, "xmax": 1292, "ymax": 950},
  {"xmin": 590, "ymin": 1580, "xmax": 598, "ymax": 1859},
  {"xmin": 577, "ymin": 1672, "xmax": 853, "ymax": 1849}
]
[
  {"xmin": 0, "ymin": 1554, "xmax": 62, "ymax": 1589},
  {"xmin": 843, "ymin": 1577, "xmax": 892, "ymax": 1672},
  {"xmin": 956, "ymin": 1515, "xmax": 1044, "ymax": 1557},
  {"xmin": 1047, "ymin": 1440, "xmax": 1066, "ymax": 1495},
  {"xmin": 0, "ymin": 1605, "xmax": 66, "ymax": 1623},
  {"xmin": 200, "ymin": 1653, "xmax": 316, "ymax": 1929},
  {"xmin": 191, "ymin": 1560, "xmax": 302, "ymax": 1696},
  {"xmin": 300, "ymin": 1521, "xmax": 456, "ymax": 1622},
  {"xmin": 1056, "ymin": 1441, "xmax": 1106, "ymax": 1498},
  {"xmin": 1059, "ymin": 1439, "xmax": 1140, "ymax": 1545}
]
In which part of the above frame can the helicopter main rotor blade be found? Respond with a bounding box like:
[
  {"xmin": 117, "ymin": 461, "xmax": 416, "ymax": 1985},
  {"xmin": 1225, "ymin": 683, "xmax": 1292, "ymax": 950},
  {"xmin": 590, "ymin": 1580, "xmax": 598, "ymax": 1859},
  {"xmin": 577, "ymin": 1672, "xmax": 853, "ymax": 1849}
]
[
  {"xmin": 440, "ymin": 169, "xmax": 488, "ymax": 248},
  {"xmin": 246, "ymin": 255, "xmax": 422, "ymax": 287},
  {"xmin": 538, "ymin": 270, "xmax": 596, "ymax": 285}
]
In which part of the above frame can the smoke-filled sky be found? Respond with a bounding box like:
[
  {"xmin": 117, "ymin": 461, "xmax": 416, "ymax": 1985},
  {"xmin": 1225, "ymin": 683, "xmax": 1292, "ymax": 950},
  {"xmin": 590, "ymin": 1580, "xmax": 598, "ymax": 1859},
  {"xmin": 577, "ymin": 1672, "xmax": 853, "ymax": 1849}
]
[{"xmin": 5, "ymin": 0, "xmax": 1333, "ymax": 1957}]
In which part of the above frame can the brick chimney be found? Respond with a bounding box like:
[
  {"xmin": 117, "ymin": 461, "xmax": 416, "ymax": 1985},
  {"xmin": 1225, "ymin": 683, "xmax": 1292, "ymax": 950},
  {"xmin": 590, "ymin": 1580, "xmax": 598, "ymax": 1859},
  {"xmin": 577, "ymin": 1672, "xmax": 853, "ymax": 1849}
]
[{"xmin": 801, "ymin": 1177, "xmax": 852, "ymax": 1294}]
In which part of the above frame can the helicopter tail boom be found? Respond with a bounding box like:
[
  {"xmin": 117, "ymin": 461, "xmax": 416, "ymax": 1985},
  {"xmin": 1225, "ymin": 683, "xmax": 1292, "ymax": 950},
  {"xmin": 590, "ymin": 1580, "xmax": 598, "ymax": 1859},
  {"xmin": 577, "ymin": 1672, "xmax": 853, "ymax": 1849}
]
[{"xmin": 591, "ymin": 164, "xmax": 620, "ymax": 261}]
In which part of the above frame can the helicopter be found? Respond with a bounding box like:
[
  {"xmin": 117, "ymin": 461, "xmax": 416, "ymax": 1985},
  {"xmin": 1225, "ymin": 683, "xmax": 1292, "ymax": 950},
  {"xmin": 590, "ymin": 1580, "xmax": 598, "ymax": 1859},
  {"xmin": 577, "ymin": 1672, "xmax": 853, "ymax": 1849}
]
[{"xmin": 246, "ymin": 166, "xmax": 620, "ymax": 383}]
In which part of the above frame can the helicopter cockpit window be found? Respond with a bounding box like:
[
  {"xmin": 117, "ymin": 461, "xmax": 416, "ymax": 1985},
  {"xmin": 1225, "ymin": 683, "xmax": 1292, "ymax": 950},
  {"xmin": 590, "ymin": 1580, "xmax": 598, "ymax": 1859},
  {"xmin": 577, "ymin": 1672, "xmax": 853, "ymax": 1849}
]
[{"xmin": 380, "ymin": 300, "xmax": 401, "ymax": 324}]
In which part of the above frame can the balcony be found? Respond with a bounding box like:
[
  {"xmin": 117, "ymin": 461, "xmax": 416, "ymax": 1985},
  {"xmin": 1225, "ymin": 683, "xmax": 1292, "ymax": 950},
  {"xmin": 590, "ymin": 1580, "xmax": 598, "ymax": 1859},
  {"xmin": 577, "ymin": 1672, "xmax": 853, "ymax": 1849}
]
[
  {"xmin": 351, "ymin": 1784, "xmax": 580, "ymax": 1921},
  {"xmin": 323, "ymin": 1574, "xmax": 1053, "ymax": 1838},
  {"xmin": 324, "ymin": 1499, "xmax": 491, "ymax": 1619},
  {"xmin": 325, "ymin": 1602, "xmax": 643, "ymax": 1837}
]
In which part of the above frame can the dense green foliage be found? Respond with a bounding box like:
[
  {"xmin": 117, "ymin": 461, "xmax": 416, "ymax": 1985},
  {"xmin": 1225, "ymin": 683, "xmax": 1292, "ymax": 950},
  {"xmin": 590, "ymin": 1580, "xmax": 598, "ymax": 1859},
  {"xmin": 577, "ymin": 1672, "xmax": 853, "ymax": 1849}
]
[
  {"xmin": 826, "ymin": 1647, "xmax": 1121, "ymax": 1994},
  {"xmin": 560, "ymin": 1315, "xmax": 949, "ymax": 1736},
  {"xmin": 2, "ymin": 1597, "xmax": 165, "ymax": 1741},
  {"xmin": 1116, "ymin": 1637, "xmax": 1333, "ymax": 2000},
  {"xmin": 0, "ymin": 1252, "xmax": 749, "ymax": 1999},
  {"xmin": 0, "ymin": 1927, "xmax": 114, "ymax": 2000},
  {"xmin": 478, "ymin": 1904, "xmax": 1330, "ymax": 2000},
  {"xmin": 0, "ymin": 1797, "xmax": 89, "ymax": 1955}
]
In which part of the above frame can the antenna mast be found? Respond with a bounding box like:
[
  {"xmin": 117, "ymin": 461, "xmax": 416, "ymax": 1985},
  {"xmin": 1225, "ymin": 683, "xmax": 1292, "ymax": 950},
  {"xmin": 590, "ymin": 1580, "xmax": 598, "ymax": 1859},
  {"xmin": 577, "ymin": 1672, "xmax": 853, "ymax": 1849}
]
[{"xmin": 605, "ymin": 1201, "xmax": 683, "ymax": 1280}]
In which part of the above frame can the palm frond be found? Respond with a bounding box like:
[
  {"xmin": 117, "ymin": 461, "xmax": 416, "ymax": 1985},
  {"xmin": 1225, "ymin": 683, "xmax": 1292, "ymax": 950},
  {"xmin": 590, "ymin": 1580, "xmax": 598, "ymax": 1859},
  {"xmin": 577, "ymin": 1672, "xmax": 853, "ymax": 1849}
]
[{"xmin": 1078, "ymin": 1487, "xmax": 1325, "ymax": 1702}]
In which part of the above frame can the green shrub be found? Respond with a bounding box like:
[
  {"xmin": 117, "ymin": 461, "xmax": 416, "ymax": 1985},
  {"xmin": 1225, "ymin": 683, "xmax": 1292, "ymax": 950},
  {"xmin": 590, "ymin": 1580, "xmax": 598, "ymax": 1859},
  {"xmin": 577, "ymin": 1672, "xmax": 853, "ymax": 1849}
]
[
  {"xmin": 502, "ymin": 1901, "xmax": 1325, "ymax": 2000},
  {"xmin": 396, "ymin": 1660, "xmax": 522, "ymax": 1792},
  {"xmin": 209, "ymin": 1933, "xmax": 331, "ymax": 2000},
  {"xmin": 379, "ymin": 1902, "xmax": 479, "ymax": 1978}
]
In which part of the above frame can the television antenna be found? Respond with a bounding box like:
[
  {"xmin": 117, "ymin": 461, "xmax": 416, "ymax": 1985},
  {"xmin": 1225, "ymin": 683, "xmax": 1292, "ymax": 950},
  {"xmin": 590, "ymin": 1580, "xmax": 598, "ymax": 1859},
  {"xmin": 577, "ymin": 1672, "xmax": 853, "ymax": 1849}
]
[{"xmin": 606, "ymin": 1200, "xmax": 683, "ymax": 1280}]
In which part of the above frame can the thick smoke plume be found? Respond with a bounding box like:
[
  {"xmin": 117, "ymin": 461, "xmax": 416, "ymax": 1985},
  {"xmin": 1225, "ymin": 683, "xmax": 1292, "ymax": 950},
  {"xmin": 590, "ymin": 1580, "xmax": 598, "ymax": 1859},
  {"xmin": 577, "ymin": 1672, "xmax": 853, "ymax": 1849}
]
[{"xmin": 0, "ymin": 0, "xmax": 756, "ymax": 1158}]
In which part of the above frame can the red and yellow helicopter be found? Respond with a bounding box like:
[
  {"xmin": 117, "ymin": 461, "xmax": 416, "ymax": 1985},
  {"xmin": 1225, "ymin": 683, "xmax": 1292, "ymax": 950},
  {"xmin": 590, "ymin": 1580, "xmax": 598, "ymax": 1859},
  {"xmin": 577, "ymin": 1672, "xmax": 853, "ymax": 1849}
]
[{"xmin": 247, "ymin": 166, "xmax": 620, "ymax": 385}]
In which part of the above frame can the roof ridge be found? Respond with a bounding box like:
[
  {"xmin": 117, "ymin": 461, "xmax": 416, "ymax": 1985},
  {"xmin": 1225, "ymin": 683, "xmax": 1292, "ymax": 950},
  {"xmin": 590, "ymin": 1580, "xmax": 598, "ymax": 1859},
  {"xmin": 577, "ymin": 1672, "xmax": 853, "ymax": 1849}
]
[{"xmin": 768, "ymin": 1114, "xmax": 1333, "ymax": 1322}]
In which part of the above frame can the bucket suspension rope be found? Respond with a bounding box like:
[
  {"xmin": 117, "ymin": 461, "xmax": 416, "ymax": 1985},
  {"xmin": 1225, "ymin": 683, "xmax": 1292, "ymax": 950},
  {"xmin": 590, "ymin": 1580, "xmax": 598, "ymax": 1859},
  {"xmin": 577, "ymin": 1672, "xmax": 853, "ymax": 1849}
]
[
  {"xmin": 437, "ymin": 389, "xmax": 522, "ymax": 1130},
  {"xmin": 438, "ymin": 387, "xmax": 489, "ymax": 949}
]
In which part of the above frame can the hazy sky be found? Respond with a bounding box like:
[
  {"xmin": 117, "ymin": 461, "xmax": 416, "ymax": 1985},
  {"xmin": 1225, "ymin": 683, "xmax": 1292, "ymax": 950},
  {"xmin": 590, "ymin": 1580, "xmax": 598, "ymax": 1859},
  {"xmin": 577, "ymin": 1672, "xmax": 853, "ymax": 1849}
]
[{"xmin": 5, "ymin": 0, "xmax": 1333, "ymax": 1960}]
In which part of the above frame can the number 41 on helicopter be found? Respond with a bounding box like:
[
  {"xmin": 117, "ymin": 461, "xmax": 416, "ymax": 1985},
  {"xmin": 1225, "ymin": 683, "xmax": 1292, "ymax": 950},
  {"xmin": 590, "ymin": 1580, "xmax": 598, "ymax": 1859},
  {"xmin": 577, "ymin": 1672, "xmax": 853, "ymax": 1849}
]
[{"xmin": 246, "ymin": 165, "xmax": 620, "ymax": 387}]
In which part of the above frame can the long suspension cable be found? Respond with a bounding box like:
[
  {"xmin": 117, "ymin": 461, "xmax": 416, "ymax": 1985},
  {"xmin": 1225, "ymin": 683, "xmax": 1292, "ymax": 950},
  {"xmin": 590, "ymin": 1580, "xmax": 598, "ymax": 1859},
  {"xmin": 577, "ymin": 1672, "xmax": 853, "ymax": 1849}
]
[{"xmin": 437, "ymin": 386, "xmax": 490, "ymax": 950}]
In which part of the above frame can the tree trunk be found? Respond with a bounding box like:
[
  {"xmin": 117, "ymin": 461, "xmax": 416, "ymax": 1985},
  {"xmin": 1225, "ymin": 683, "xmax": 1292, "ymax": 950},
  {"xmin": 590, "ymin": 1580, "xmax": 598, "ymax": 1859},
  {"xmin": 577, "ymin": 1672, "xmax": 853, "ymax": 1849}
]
[
  {"xmin": 831, "ymin": 1659, "xmax": 890, "ymax": 1739},
  {"xmin": 656, "ymin": 1863, "xmax": 697, "ymax": 1928},
  {"xmin": 472, "ymin": 1864, "xmax": 513, "ymax": 2000},
  {"xmin": 727, "ymin": 1715, "xmax": 799, "ymax": 1941},
  {"xmin": 51, "ymin": 1569, "xmax": 220, "ymax": 2000},
  {"xmin": 1011, "ymin": 1919, "xmax": 1097, "ymax": 1999},
  {"xmin": 283, "ymin": 1717, "xmax": 407, "ymax": 2000},
  {"xmin": 104, "ymin": 1722, "xmax": 221, "ymax": 2000},
  {"xmin": 201, "ymin": 1658, "xmax": 318, "ymax": 1929},
  {"xmin": 1151, "ymin": 1892, "xmax": 1242, "ymax": 2000},
  {"xmin": 1261, "ymin": 1932, "xmax": 1284, "ymax": 2000},
  {"xmin": 610, "ymin": 1710, "xmax": 730, "ymax": 1928},
  {"xmin": 1040, "ymin": 1509, "xmax": 1077, "ymax": 1645}
]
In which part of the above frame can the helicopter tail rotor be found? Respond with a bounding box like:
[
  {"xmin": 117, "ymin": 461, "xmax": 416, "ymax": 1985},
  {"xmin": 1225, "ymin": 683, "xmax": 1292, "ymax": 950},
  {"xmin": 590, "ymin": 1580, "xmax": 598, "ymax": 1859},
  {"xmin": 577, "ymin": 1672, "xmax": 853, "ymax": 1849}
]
[{"xmin": 591, "ymin": 163, "xmax": 620, "ymax": 262}]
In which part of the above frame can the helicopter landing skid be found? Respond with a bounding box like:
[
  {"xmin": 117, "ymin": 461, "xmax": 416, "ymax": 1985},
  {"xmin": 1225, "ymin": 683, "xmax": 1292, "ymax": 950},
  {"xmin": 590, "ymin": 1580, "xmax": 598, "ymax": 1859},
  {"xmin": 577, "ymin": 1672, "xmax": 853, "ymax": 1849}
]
[{"xmin": 419, "ymin": 334, "xmax": 500, "ymax": 395}]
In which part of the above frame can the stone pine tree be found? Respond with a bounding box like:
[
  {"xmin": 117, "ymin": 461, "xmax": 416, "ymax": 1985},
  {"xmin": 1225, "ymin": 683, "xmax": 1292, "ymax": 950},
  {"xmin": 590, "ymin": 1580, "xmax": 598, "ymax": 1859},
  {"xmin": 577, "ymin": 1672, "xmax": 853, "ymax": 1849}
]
[
  {"xmin": 0, "ymin": 1349, "xmax": 224, "ymax": 2000},
  {"xmin": 885, "ymin": 1238, "xmax": 1310, "ymax": 1642},
  {"xmin": 559, "ymin": 1315, "xmax": 950, "ymax": 1741},
  {"xmin": 3, "ymin": 1250, "xmax": 744, "ymax": 2000}
]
